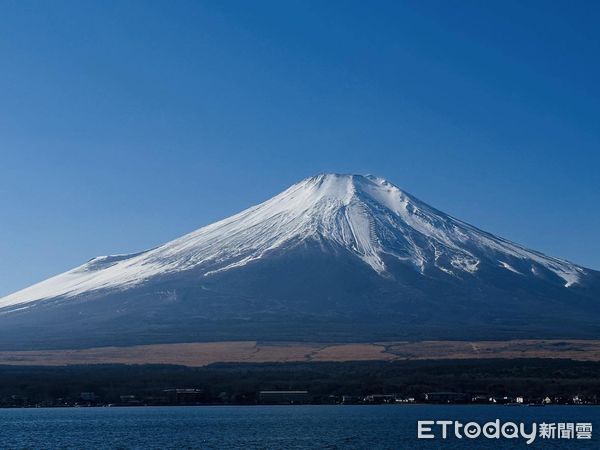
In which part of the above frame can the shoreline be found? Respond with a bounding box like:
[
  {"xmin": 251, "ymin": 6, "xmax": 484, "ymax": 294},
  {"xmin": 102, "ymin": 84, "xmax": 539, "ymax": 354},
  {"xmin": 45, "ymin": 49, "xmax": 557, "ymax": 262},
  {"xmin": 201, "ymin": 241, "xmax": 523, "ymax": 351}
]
[{"xmin": 1, "ymin": 403, "xmax": 599, "ymax": 409}]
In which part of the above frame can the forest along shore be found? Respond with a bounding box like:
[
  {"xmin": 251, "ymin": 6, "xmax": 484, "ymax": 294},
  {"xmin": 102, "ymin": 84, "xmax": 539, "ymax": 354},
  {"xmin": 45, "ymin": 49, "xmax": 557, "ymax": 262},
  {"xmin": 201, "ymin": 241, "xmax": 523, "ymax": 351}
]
[{"xmin": 0, "ymin": 359, "xmax": 599, "ymax": 407}]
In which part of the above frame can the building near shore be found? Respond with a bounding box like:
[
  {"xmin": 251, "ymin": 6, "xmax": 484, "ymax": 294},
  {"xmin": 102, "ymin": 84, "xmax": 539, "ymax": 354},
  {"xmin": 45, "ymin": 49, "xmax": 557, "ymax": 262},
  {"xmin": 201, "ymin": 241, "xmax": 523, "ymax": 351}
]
[
  {"xmin": 258, "ymin": 391, "xmax": 309, "ymax": 404},
  {"xmin": 424, "ymin": 392, "xmax": 469, "ymax": 403},
  {"xmin": 163, "ymin": 389, "xmax": 205, "ymax": 404}
]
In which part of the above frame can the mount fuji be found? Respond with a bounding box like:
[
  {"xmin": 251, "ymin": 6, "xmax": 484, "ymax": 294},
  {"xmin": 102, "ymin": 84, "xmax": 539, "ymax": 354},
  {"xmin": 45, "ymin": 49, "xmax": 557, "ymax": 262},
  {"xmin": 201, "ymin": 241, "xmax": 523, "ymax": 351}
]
[{"xmin": 1, "ymin": 174, "xmax": 599, "ymax": 349}]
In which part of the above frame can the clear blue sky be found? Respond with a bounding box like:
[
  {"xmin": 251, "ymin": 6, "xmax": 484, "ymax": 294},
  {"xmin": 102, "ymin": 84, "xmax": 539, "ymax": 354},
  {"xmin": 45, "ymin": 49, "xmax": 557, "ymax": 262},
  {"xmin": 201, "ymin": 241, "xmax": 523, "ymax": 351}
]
[{"xmin": 1, "ymin": 0, "xmax": 599, "ymax": 296}]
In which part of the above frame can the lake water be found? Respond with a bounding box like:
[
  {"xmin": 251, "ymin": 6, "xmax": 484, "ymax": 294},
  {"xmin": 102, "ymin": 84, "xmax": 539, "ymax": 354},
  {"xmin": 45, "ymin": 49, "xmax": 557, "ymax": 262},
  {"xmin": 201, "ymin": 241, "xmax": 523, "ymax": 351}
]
[{"xmin": 0, "ymin": 405, "xmax": 597, "ymax": 449}]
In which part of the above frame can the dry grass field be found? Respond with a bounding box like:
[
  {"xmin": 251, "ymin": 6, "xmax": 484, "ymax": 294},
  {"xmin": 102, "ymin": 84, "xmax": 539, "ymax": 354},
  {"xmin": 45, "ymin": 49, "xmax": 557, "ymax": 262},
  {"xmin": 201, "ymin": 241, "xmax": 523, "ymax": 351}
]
[{"xmin": 0, "ymin": 339, "xmax": 599, "ymax": 366}]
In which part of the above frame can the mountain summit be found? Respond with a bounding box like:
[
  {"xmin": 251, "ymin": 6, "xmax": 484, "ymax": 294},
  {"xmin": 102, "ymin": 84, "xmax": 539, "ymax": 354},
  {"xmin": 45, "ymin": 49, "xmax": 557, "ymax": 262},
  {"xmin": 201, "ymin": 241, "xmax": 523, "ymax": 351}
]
[{"xmin": 1, "ymin": 174, "xmax": 598, "ymax": 349}]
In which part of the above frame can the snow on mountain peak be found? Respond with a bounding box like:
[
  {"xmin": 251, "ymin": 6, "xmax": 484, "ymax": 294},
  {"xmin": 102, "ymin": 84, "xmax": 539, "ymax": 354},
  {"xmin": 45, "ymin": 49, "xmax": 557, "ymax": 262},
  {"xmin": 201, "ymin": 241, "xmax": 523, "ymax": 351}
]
[{"xmin": 0, "ymin": 174, "xmax": 587, "ymax": 309}]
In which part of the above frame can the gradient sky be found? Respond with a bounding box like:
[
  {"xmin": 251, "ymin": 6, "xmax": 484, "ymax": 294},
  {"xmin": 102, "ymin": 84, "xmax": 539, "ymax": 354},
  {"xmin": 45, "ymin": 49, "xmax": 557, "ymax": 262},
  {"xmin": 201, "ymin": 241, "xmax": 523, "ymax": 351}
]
[{"xmin": 1, "ymin": 0, "xmax": 599, "ymax": 296}]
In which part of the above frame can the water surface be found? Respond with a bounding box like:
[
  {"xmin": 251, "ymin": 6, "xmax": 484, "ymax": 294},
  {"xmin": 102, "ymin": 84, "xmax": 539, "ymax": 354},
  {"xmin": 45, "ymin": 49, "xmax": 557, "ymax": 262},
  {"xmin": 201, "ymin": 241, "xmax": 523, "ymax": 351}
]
[{"xmin": 0, "ymin": 405, "xmax": 597, "ymax": 449}]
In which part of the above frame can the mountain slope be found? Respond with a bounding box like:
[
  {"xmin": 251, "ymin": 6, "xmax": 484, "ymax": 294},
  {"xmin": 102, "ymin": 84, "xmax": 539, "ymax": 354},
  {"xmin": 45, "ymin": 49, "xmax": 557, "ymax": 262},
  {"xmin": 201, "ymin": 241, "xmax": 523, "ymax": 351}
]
[{"xmin": 0, "ymin": 174, "xmax": 598, "ymax": 349}]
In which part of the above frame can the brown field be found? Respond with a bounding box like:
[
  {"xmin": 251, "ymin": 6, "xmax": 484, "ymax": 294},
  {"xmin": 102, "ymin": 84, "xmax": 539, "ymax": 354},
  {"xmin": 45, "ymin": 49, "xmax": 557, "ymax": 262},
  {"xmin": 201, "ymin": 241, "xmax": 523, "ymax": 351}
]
[{"xmin": 0, "ymin": 339, "xmax": 600, "ymax": 366}]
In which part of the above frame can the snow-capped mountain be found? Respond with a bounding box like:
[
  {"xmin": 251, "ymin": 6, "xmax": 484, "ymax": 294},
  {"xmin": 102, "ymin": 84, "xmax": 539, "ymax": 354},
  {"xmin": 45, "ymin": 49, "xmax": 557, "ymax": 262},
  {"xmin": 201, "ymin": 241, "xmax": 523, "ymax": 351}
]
[{"xmin": 0, "ymin": 174, "xmax": 598, "ymax": 349}]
